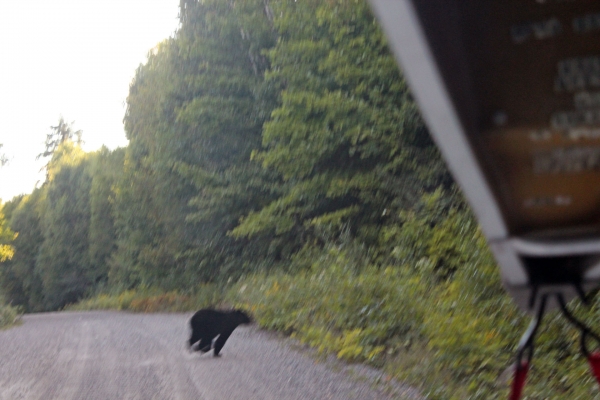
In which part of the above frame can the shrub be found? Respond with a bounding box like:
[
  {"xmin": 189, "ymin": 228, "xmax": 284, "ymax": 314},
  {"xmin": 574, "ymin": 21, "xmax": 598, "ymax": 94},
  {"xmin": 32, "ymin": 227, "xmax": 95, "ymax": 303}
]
[
  {"xmin": 228, "ymin": 246, "xmax": 427, "ymax": 364},
  {"xmin": 0, "ymin": 302, "xmax": 21, "ymax": 329}
]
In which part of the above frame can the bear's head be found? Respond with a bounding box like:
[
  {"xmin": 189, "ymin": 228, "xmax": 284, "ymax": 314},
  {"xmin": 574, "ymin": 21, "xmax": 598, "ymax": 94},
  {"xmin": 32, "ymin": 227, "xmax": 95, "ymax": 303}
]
[{"xmin": 233, "ymin": 309, "xmax": 252, "ymax": 325}]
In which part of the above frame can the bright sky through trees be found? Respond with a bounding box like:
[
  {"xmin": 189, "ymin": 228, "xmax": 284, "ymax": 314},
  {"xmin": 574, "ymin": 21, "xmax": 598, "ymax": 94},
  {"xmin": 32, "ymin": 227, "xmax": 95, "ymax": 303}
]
[{"xmin": 0, "ymin": 0, "xmax": 179, "ymax": 201}]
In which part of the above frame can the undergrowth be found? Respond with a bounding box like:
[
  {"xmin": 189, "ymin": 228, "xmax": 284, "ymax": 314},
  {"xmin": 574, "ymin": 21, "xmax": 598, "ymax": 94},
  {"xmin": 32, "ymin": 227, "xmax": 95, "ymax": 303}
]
[
  {"xmin": 67, "ymin": 284, "xmax": 223, "ymax": 313},
  {"xmin": 68, "ymin": 264, "xmax": 600, "ymax": 398},
  {"xmin": 0, "ymin": 301, "xmax": 21, "ymax": 329},
  {"xmin": 227, "ymin": 263, "xmax": 600, "ymax": 399},
  {"xmin": 67, "ymin": 191, "xmax": 600, "ymax": 398}
]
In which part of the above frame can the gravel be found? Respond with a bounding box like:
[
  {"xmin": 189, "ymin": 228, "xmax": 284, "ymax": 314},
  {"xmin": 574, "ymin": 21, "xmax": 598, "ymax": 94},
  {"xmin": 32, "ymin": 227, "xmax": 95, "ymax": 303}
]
[{"xmin": 0, "ymin": 311, "xmax": 424, "ymax": 400}]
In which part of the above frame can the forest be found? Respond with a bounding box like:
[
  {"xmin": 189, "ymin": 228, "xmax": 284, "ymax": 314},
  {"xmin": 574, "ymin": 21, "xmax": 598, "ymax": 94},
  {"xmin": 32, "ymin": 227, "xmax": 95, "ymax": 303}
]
[{"xmin": 1, "ymin": 1, "xmax": 600, "ymax": 398}]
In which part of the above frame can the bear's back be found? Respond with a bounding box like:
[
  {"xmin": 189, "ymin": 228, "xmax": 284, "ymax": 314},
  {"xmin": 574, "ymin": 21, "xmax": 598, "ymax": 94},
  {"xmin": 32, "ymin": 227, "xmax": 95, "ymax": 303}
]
[{"xmin": 190, "ymin": 308, "xmax": 250, "ymax": 333}]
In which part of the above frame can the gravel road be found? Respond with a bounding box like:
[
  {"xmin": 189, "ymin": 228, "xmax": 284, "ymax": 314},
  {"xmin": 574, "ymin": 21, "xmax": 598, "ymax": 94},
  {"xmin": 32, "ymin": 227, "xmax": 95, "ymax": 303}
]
[{"xmin": 0, "ymin": 311, "xmax": 423, "ymax": 400}]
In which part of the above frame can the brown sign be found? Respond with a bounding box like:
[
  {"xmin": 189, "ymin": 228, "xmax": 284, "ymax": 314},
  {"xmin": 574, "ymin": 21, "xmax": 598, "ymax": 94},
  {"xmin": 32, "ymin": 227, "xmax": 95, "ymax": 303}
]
[{"xmin": 453, "ymin": 1, "xmax": 600, "ymax": 236}]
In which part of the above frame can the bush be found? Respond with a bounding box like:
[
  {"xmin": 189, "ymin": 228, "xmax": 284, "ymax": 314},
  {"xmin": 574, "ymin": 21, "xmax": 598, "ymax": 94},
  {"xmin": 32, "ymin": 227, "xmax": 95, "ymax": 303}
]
[
  {"xmin": 0, "ymin": 302, "xmax": 21, "ymax": 329},
  {"xmin": 230, "ymin": 189, "xmax": 600, "ymax": 399},
  {"xmin": 228, "ymin": 245, "xmax": 427, "ymax": 364}
]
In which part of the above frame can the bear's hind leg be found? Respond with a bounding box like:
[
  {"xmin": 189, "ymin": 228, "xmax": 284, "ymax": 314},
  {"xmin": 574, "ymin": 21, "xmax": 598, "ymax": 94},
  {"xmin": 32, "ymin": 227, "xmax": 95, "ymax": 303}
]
[
  {"xmin": 196, "ymin": 337, "xmax": 212, "ymax": 353},
  {"xmin": 188, "ymin": 333, "xmax": 200, "ymax": 349}
]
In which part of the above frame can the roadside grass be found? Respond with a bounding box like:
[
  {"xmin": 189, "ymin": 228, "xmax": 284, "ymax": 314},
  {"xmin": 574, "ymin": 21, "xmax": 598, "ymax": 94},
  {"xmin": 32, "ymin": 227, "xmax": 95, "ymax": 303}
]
[
  {"xmin": 226, "ymin": 267, "xmax": 470, "ymax": 399},
  {"xmin": 0, "ymin": 302, "xmax": 22, "ymax": 329},
  {"xmin": 226, "ymin": 266, "xmax": 600, "ymax": 400},
  {"xmin": 68, "ymin": 263, "xmax": 600, "ymax": 399},
  {"xmin": 68, "ymin": 272, "xmax": 600, "ymax": 399},
  {"xmin": 67, "ymin": 284, "xmax": 224, "ymax": 313}
]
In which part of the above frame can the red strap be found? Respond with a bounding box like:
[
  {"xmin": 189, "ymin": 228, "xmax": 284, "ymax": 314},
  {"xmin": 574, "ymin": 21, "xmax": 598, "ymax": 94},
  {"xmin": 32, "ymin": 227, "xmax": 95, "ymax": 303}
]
[
  {"xmin": 588, "ymin": 352, "xmax": 600, "ymax": 386},
  {"xmin": 509, "ymin": 361, "xmax": 529, "ymax": 400}
]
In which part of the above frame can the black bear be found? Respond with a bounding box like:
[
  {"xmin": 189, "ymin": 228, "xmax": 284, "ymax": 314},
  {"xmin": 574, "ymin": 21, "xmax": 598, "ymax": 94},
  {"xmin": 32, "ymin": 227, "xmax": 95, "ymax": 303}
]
[{"xmin": 188, "ymin": 308, "xmax": 251, "ymax": 357}]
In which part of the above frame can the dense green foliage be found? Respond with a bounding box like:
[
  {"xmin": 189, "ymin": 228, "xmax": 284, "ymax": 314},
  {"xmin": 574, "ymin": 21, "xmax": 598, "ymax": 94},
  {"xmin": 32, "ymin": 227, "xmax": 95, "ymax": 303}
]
[
  {"xmin": 1, "ymin": 143, "xmax": 124, "ymax": 311},
  {"xmin": 0, "ymin": 205, "xmax": 14, "ymax": 264},
  {"xmin": 2, "ymin": 0, "xmax": 600, "ymax": 398},
  {"xmin": 114, "ymin": 0, "xmax": 279, "ymax": 289},
  {"xmin": 232, "ymin": 0, "xmax": 448, "ymax": 254},
  {"xmin": 0, "ymin": 150, "xmax": 21, "ymax": 329}
]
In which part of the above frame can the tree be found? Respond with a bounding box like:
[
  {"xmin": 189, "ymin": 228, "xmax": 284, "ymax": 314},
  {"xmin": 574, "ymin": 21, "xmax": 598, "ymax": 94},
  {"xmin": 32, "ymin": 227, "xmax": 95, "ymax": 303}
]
[
  {"xmin": 0, "ymin": 160, "xmax": 20, "ymax": 308},
  {"xmin": 169, "ymin": 0, "xmax": 280, "ymax": 278},
  {"xmin": 0, "ymin": 145, "xmax": 125, "ymax": 311},
  {"xmin": 0, "ymin": 149, "xmax": 15, "ymax": 263},
  {"xmin": 0, "ymin": 143, "xmax": 8, "ymax": 167},
  {"xmin": 37, "ymin": 117, "xmax": 83, "ymax": 181},
  {"xmin": 0, "ymin": 205, "xmax": 15, "ymax": 263},
  {"xmin": 88, "ymin": 147, "xmax": 124, "ymax": 289},
  {"xmin": 232, "ymin": 0, "xmax": 449, "ymax": 256},
  {"xmin": 0, "ymin": 192, "xmax": 45, "ymax": 311},
  {"xmin": 113, "ymin": 0, "xmax": 279, "ymax": 288},
  {"xmin": 36, "ymin": 143, "xmax": 93, "ymax": 309}
]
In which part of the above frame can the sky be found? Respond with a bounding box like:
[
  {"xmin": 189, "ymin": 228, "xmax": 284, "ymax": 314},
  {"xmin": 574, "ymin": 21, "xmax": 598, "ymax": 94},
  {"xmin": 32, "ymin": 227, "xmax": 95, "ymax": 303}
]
[{"xmin": 0, "ymin": 0, "xmax": 180, "ymax": 202}]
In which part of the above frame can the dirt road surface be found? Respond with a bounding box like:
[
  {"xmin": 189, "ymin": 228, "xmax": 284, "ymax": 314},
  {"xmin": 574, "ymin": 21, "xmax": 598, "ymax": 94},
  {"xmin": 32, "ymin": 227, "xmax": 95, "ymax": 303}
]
[{"xmin": 0, "ymin": 311, "xmax": 422, "ymax": 400}]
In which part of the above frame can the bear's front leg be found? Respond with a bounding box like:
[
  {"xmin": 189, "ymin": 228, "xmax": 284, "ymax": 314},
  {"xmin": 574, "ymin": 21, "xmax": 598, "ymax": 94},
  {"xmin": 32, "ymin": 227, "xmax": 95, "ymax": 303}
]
[{"xmin": 213, "ymin": 330, "xmax": 233, "ymax": 357}]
